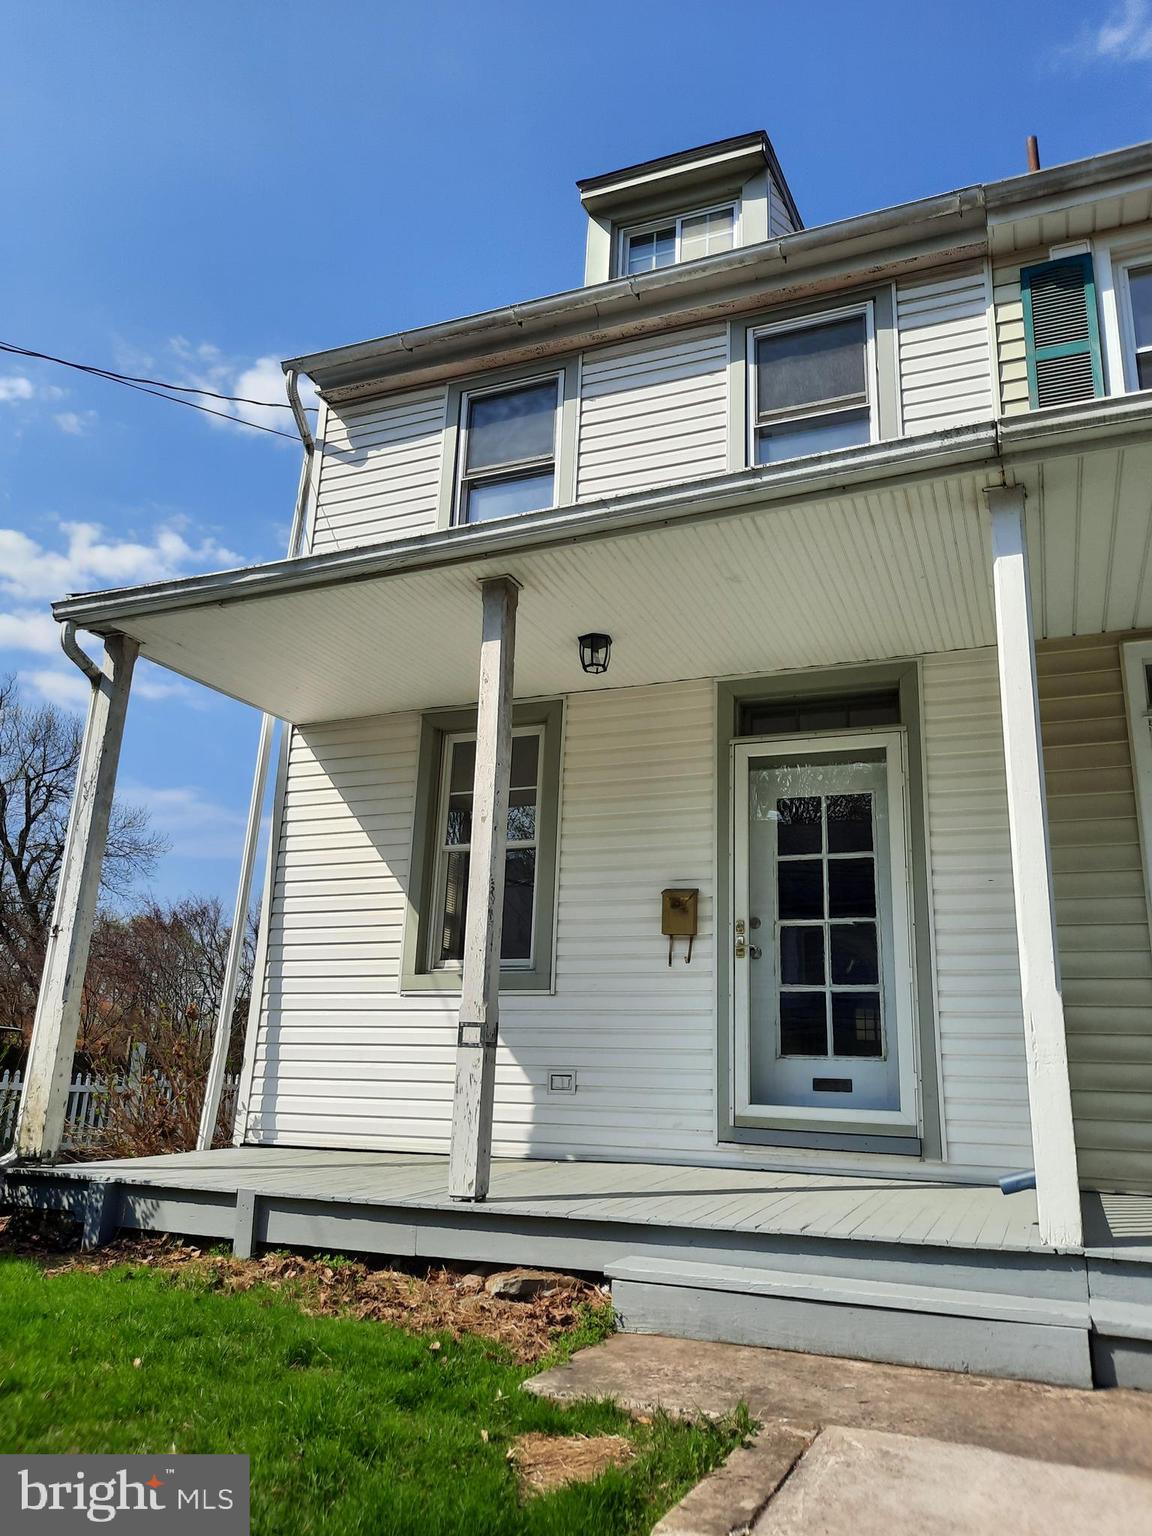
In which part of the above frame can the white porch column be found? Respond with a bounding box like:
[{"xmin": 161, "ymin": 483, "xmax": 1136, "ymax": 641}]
[
  {"xmin": 448, "ymin": 575, "xmax": 520, "ymax": 1201},
  {"xmin": 986, "ymin": 485, "xmax": 1082, "ymax": 1248},
  {"xmin": 15, "ymin": 629, "xmax": 139, "ymax": 1161}
]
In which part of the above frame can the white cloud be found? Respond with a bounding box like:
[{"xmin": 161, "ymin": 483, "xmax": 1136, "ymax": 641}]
[
  {"xmin": 18, "ymin": 666, "xmax": 91, "ymax": 711},
  {"xmin": 0, "ymin": 520, "xmax": 242, "ymax": 603},
  {"xmin": 0, "ymin": 608, "xmax": 59, "ymax": 654},
  {"xmin": 0, "ymin": 376, "xmax": 36, "ymax": 403},
  {"xmin": 149, "ymin": 338, "xmax": 316, "ymax": 440},
  {"xmin": 121, "ymin": 781, "xmax": 247, "ymax": 859},
  {"xmin": 2, "ymin": 520, "xmax": 244, "ymax": 711},
  {"xmin": 1096, "ymin": 0, "xmax": 1152, "ymax": 57},
  {"xmin": 53, "ymin": 409, "xmax": 97, "ymax": 436},
  {"xmin": 1056, "ymin": 0, "xmax": 1152, "ymax": 64}
]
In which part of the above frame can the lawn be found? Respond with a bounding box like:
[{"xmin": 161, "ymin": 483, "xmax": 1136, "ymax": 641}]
[{"xmin": 0, "ymin": 1255, "xmax": 747, "ymax": 1535}]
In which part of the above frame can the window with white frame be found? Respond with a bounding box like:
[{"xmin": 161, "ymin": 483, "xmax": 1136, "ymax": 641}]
[
  {"xmin": 456, "ymin": 377, "xmax": 560, "ymax": 524},
  {"xmin": 749, "ymin": 308, "xmax": 874, "ymax": 464},
  {"xmin": 620, "ymin": 204, "xmax": 736, "ymax": 276},
  {"xmin": 1123, "ymin": 261, "xmax": 1152, "ymax": 390},
  {"xmin": 430, "ymin": 728, "xmax": 543, "ymax": 969}
]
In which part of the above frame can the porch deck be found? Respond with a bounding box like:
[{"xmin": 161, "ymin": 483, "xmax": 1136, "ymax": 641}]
[
  {"xmin": 9, "ymin": 1149, "xmax": 1151, "ymax": 1388},
  {"xmin": 10, "ymin": 1146, "xmax": 1054, "ymax": 1253}
]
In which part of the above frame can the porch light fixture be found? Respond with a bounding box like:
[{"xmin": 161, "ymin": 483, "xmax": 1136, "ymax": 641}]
[{"xmin": 578, "ymin": 632, "xmax": 612, "ymax": 674}]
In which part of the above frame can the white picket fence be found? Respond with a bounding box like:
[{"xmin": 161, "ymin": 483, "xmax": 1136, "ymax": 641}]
[{"xmin": 0, "ymin": 1069, "xmax": 240, "ymax": 1151}]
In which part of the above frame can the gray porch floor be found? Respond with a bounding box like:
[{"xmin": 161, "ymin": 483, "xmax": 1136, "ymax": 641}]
[{"xmin": 13, "ymin": 1146, "xmax": 1056, "ymax": 1254}]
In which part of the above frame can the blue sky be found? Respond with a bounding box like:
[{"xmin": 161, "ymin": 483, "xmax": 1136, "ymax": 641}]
[{"xmin": 1, "ymin": 0, "xmax": 1150, "ymax": 907}]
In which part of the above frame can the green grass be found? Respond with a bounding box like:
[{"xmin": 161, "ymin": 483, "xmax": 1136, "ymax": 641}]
[{"xmin": 0, "ymin": 1257, "xmax": 747, "ymax": 1536}]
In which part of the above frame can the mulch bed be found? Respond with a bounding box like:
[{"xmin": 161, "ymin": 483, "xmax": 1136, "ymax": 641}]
[{"xmin": 0, "ymin": 1210, "xmax": 607, "ymax": 1363}]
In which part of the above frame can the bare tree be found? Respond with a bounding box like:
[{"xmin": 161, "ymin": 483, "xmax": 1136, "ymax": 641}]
[
  {"xmin": 0, "ymin": 675, "xmax": 166, "ymax": 1041},
  {"xmin": 84, "ymin": 897, "xmax": 258, "ymax": 1157}
]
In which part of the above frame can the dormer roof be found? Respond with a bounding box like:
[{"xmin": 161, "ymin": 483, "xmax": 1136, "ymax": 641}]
[{"xmin": 576, "ymin": 130, "xmax": 803, "ymax": 230}]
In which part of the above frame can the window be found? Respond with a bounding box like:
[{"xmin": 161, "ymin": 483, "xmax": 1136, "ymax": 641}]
[
  {"xmin": 1125, "ymin": 262, "xmax": 1152, "ymax": 390},
  {"xmin": 739, "ymin": 690, "xmax": 900, "ymax": 738},
  {"xmin": 749, "ymin": 309, "xmax": 873, "ymax": 464},
  {"xmin": 402, "ymin": 700, "xmax": 563, "ymax": 994},
  {"xmin": 431, "ymin": 729, "xmax": 542, "ymax": 970},
  {"xmin": 457, "ymin": 377, "xmax": 559, "ymax": 524},
  {"xmin": 621, "ymin": 204, "xmax": 736, "ymax": 276}
]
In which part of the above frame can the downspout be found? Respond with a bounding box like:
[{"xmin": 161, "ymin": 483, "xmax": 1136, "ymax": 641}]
[
  {"xmin": 0, "ymin": 624, "xmax": 108, "ymax": 1170},
  {"xmin": 195, "ymin": 368, "xmax": 316, "ymax": 1150}
]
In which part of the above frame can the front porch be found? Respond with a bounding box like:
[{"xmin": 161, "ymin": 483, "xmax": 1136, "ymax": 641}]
[
  {"xmin": 9, "ymin": 398, "xmax": 1152, "ymax": 1388},
  {"xmin": 7, "ymin": 1147, "xmax": 1151, "ymax": 1389}
]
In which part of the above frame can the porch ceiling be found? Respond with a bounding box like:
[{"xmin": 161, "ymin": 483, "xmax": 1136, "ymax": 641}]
[
  {"xmin": 61, "ymin": 469, "xmax": 998, "ymax": 723},
  {"xmin": 1014, "ymin": 439, "xmax": 1152, "ymax": 639}
]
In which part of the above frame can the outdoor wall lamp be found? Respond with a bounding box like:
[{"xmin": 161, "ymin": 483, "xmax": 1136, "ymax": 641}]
[{"xmin": 577, "ymin": 633, "xmax": 612, "ymax": 674}]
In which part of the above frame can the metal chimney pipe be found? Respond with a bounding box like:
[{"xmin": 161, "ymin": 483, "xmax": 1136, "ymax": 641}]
[{"xmin": 1027, "ymin": 136, "xmax": 1041, "ymax": 173}]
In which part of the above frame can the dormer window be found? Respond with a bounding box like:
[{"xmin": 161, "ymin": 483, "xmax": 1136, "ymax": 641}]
[{"xmin": 620, "ymin": 204, "xmax": 736, "ymax": 276}]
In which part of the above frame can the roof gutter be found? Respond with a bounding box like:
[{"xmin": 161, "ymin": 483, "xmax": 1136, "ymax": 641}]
[{"xmin": 285, "ymin": 186, "xmax": 988, "ymax": 397}]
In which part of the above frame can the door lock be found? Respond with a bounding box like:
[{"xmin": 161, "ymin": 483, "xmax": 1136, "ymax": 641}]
[
  {"xmin": 748, "ymin": 944, "xmax": 762, "ymax": 960},
  {"xmin": 734, "ymin": 937, "xmax": 747, "ymax": 959}
]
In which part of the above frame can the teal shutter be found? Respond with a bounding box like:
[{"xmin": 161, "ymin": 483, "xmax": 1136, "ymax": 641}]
[{"xmin": 1020, "ymin": 254, "xmax": 1104, "ymax": 409}]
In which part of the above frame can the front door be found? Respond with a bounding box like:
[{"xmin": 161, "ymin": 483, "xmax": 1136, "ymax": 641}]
[{"xmin": 732, "ymin": 730, "xmax": 918, "ymax": 1133}]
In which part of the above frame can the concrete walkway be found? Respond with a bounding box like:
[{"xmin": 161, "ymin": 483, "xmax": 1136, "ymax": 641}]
[
  {"xmin": 526, "ymin": 1334, "xmax": 1152, "ymax": 1534},
  {"xmin": 753, "ymin": 1427, "xmax": 1152, "ymax": 1536}
]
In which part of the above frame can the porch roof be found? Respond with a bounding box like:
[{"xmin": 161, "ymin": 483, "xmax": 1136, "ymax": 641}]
[{"xmin": 52, "ymin": 396, "xmax": 1152, "ymax": 725}]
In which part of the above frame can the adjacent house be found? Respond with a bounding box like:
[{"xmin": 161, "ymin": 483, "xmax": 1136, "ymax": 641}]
[{"xmin": 10, "ymin": 132, "xmax": 1152, "ymax": 1389}]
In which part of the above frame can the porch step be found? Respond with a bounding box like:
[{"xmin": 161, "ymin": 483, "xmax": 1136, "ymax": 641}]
[
  {"xmin": 606, "ymin": 1256, "xmax": 1094, "ymax": 1388},
  {"xmin": 1088, "ymin": 1298, "xmax": 1152, "ymax": 1391}
]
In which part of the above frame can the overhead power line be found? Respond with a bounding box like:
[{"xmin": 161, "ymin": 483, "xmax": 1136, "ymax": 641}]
[{"xmin": 0, "ymin": 338, "xmax": 315, "ymax": 442}]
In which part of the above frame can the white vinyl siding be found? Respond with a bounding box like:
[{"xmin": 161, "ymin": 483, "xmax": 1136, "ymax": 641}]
[
  {"xmin": 247, "ymin": 657, "xmax": 1035, "ymax": 1179},
  {"xmin": 309, "ymin": 388, "xmax": 447, "ymax": 553},
  {"xmin": 896, "ymin": 266, "xmax": 995, "ymax": 433},
  {"xmin": 921, "ymin": 650, "xmax": 1034, "ymax": 1170},
  {"xmin": 245, "ymin": 681, "xmax": 718, "ymax": 1158},
  {"xmin": 576, "ymin": 327, "xmax": 729, "ymax": 501},
  {"xmin": 1037, "ymin": 633, "xmax": 1152, "ymax": 1193}
]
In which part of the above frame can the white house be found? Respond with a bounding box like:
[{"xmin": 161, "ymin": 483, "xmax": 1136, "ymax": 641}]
[{"xmin": 9, "ymin": 132, "xmax": 1152, "ymax": 1389}]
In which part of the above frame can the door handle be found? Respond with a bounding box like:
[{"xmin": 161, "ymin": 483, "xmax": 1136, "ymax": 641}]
[{"xmin": 749, "ymin": 945, "xmax": 762, "ymax": 960}]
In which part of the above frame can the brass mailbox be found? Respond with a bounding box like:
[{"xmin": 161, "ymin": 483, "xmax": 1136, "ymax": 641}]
[{"xmin": 662, "ymin": 888, "xmax": 699, "ymax": 964}]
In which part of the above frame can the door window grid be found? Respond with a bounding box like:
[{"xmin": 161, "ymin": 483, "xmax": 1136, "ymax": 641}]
[
  {"xmin": 431, "ymin": 727, "xmax": 542, "ymax": 970},
  {"xmin": 775, "ymin": 792, "xmax": 885, "ymax": 1060}
]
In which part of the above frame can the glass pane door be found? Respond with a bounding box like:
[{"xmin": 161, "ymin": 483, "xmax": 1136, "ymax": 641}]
[{"xmin": 738, "ymin": 741, "xmax": 909, "ymax": 1117}]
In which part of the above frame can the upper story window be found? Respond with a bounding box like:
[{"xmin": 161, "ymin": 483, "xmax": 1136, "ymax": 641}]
[
  {"xmin": 620, "ymin": 204, "xmax": 736, "ymax": 276},
  {"xmin": 1125, "ymin": 262, "xmax": 1152, "ymax": 389},
  {"xmin": 749, "ymin": 308, "xmax": 874, "ymax": 464},
  {"xmin": 457, "ymin": 376, "xmax": 560, "ymax": 523}
]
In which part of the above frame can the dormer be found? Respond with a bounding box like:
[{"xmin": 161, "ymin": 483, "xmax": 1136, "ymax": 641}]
[{"xmin": 577, "ymin": 130, "xmax": 803, "ymax": 286}]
